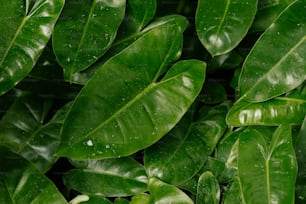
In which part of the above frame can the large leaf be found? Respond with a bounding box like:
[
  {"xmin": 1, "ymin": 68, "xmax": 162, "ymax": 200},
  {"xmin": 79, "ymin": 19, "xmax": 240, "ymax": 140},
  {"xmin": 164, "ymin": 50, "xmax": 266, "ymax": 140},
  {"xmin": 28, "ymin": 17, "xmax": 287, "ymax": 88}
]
[
  {"xmin": 57, "ymin": 20, "xmax": 206, "ymax": 159},
  {"xmin": 64, "ymin": 157, "xmax": 147, "ymax": 197},
  {"xmin": 295, "ymin": 116, "xmax": 306, "ymax": 203},
  {"xmin": 0, "ymin": 147, "xmax": 67, "ymax": 203},
  {"xmin": 238, "ymin": 125, "xmax": 297, "ymax": 204},
  {"xmin": 195, "ymin": 0, "xmax": 257, "ymax": 56},
  {"xmin": 226, "ymin": 92, "xmax": 306, "ymax": 126},
  {"xmin": 0, "ymin": 96, "xmax": 69, "ymax": 172},
  {"xmin": 239, "ymin": 0, "xmax": 306, "ymax": 102},
  {"xmin": 144, "ymin": 102, "xmax": 229, "ymax": 185},
  {"xmin": 148, "ymin": 177, "xmax": 194, "ymax": 204},
  {"xmin": 0, "ymin": 0, "xmax": 64, "ymax": 95},
  {"xmin": 52, "ymin": 0, "xmax": 126, "ymax": 80},
  {"xmin": 196, "ymin": 171, "xmax": 220, "ymax": 204}
]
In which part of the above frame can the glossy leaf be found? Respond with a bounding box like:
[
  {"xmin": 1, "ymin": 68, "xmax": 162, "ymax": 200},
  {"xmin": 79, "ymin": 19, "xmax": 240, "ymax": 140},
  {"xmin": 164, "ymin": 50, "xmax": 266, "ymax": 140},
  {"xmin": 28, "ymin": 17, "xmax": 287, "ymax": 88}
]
[
  {"xmin": 69, "ymin": 195, "xmax": 111, "ymax": 204},
  {"xmin": 148, "ymin": 177, "xmax": 194, "ymax": 204},
  {"xmin": 0, "ymin": 0, "xmax": 64, "ymax": 95},
  {"xmin": 114, "ymin": 198, "xmax": 130, "ymax": 204},
  {"xmin": 295, "ymin": 116, "xmax": 306, "ymax": 203},
  {"xmin": 117, "ymin": 0, "xmax": 156, "ymax": 37},
  {"xmin": 226, "ymin": 93, "xmax": 306, "ymax": 126},
  {"xmin": 196, "ymin": 171, "xmax": 220, "ymax": 204},
  {"xmin": 0, "ymin": 147, "xmax": 67, "ymax": 203},
  {"xmin": 53, "ymin": 0, "xmax": 125, "ymax": 80},
  {"xmin": 239, "ymin": 0, "xmax": 306, "ymax": 102},
  {"xmin": 130, "ymin": 193, "xmax": 151, "ymax": 204},
  {"xmin": 0, "ymin": 96, "xmax": 69, "ymax": 172},
  {"xmin": 238, "ymin": 125, "xmax": 297, "ymax": 204},
  {"xmin": 195, "ymin": 0, "xmax": 257, "ymax": 56},
  {"xmin": 222, "ymin": 177, "xmax": 245, "ymax": 204},
  {"xmin": 63, "ymin": 157, "xmax": 148, "ymax": 197},
  {"xmin": 144, "ymin": 102, "xmax": 229, "ymax": 185},
  {"xmin": 251, "ymin": 0, "xmax": 295, "ymax": 32},
  {"xmin": 57, "ymin": 20, "xmax": 207, "ymax": 159}
]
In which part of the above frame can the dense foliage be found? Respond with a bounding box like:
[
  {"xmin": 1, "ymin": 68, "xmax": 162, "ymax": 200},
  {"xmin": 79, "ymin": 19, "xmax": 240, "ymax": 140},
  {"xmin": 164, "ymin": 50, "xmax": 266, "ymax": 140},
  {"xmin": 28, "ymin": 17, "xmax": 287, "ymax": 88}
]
[{"xmin": 0, "ymin": 0, "xmax": 305, "ymax": 203}]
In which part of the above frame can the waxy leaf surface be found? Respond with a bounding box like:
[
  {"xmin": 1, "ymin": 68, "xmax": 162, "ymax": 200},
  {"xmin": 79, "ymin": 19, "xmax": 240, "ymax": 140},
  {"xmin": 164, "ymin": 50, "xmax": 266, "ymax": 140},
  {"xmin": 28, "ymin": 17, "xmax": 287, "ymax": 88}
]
[
  {"xmin": 144, "ymin": 102, "xmax": 229, "ymax": 185},
  {"xmin": 239, "ymin": 0, "xmax": 306, "ymax": 102},
  {"xmin": 64, "ymin": 158, "xmax": 147, "ymax": 197},
  {"xmin": 0, "ymin": 96, "xmax": 68, "ymax": 172},
  {"xmin": 148, "ymin": 177, "xmax": 194, "ymax": 204},
  {"xmin": 53, "ymin": 0, "xmax": 126, "ymax": 80},
  {"xmin": 238, "ymin": 125, "xmax": 297, "ymax": 204},
  {"xmin": 196, "ymin": 0, "xmax": 257, "ymax": 56},
  {"xmin": 226, "ymin": 93, "xmax": 306, "ymax": 126},
  {"xmin": 196, "ymin": 171, "xmax": 220, "ymax": 204},
  {"xmin": 222, "ymin": 177, "xmax": 245, "ymax": 204},
  {"xmin": 57, "ymin": 19, "xmax": 206, "ymax": 159},
  {"xmin": 0, "ymin": 148, "xmax": 67, "ymax": 203},
  {"xmin": 0, "ymin": 0, "xmax": 64, "ymax": 95}
]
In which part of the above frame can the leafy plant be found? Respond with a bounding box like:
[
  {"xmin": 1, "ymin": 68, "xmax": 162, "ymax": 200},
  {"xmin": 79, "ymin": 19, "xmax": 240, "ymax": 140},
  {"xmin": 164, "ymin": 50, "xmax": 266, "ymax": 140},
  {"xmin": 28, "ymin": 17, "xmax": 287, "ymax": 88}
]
[{"xmin": 0, "ymin": 0, "xmax": 305, "ymax": 203}]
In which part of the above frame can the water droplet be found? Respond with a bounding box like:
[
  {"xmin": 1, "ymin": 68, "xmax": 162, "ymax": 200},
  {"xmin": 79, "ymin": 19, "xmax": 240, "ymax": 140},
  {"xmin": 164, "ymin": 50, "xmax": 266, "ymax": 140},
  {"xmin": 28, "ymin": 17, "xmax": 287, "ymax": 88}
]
[{"xmin": 86, "ymin": 140, "xmax": 93, "ymax": 146}]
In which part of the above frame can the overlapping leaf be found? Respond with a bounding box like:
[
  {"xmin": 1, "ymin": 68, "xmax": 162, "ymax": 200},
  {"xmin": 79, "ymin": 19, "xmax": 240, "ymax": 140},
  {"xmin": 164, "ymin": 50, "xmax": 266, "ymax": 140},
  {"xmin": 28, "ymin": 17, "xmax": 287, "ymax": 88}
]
[
  {"xmin": 64, "ymin": 158, "xmax": 147, "ymax": 197},
  {"xmin": 57, "ymin": 17, "xmax": 206, "ymax": 159},
  {"xmin": 239, "ymin": 0, "xmax": 306, "ymax": 102},
  {"xmin": 53, "ymin": 0, "xmax": 126, "ymax": 80},
  {"xmin": 0, "ymin": 147, "xmax": 67, "ymax": 203},
  {"xmin": 238, "ymin": 125, "xmax": 297, "ymax": 204},
  {"xmin": 0, "ymin": 0, "xmax": 64, "ymax": 95},
  {"xmin": 144, "ymin": 102, "xmax": 229, "ymax": 185},
  {"xmin": 0, "ymin": 96, "xmax": 69, "ymax": 172},
  {"xmin": 196, "ymin": 0, "xmax": 257, "ymax": 56}
]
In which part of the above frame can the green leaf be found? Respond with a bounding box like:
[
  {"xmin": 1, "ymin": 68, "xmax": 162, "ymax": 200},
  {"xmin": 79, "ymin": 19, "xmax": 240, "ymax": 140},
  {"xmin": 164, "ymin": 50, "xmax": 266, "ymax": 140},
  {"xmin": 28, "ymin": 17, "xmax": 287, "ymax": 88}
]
[
  {"xmin": 222, "ymin": 177, "xmax": 245, "ymax": 204},
  {"xmin": 53, "ymin": 0, "xmax": 126, "ymax": 80},
  {"xmin": 238, "ymin": 125, "xmax": 297, "ymax": 204},
  {"xmin": 63, "ymin": 157, "xmax": 148, "ymax": 197},
  {"xmin": 200, "ymin": 81, "xmax": 227, "ymax": 104},
  {"xmin": 251, "ymin": 0, "xmax": 295, "ymax": 32},
  {"xmin": 117, "ymin": 0, "xmax": 156, "ymax": 37},
  {"xmin": 195, "ymin": 0, "xmax": 257, "ymax": 56},
  {"xmin": 226, "ymin": 93, "xmax": 306, "ymax": 126},
  {"xmin": 144, "ymin": 102, "xmax": 229, "ymax": 185},
  {"xmin": 295, "ymin": 116, "xmax": 306, "ymax": 203},
  {"xmin": 0, "ymin": 96, "xmax": 69, "ymax": 172},
  {"xmin": 196, "ymin": 171, "xmax": 220, "ymax": 204},
  {"xmin": 57, "ymin": 20, "xmax": 206, "ymax": 159},
  {"xmin": 130, "ymin": 193, "xmax": 151, "ymax": 204},
  {"xmin": 0, "ymin": 0, "xmax": 64, "ymax": 95},
  {"xmin": 239, "ymin": 0, "xmax": 306, "ymax": 102},
  {"xmin": 148, "ymin": 177, "xmax": 194, "ymax": 204},
  {"xmin": 0, "ymin": 147, "xmax": 67, "ymax": 203},
  {"xmin": 69, "ymin": 195, "xmax": 112, "ymax": 204}
]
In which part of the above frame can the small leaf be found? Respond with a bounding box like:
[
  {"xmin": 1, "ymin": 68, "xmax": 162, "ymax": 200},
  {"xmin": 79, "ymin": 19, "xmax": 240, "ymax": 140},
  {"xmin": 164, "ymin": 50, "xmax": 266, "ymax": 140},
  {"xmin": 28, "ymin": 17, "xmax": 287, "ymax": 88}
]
[
  {"xmin": 148, "ymin": 177, "xmax": 194, "ymax": 204},
  {"xmin": 222, "ymin": 177, "xmax": 245, "ymax": 204},
  {"xmin": 238, "ymin": 125, "xmax": 297, "ymax": 204},
  {"xmin": 196, "ymin": 0, "xmax": 257, "ymax": 56},
  {"xmin": 0, "ymin": 147, "xmax": 67, "ymax": 203},
  {"xmin": 144, "ymin": 102, "xmax": 229, "ymax": 185},
  {"xmin": 239, "ymin": 0, "xmax": 306, "ymax": 102},
  {"xmin": 53, "ymin": 0, "xmax": 126, "ymax": 80},
  {"xmin": 69, "ymin": 195, "xmax": 112, "ymax": 204},
  {"xmin": 0, "ymin": 0, "xmax": 65, "ymax": 95},
  {"xmin": 196, "ymin": 171, "xmax": 220, "ymax": 204},
  {"xmin": 57, "ymin": 19, "xmax": 206, "ymax": 159},
  {"xmin": 130, "ymin": 193, "xmax": 151, "ymax": 204},
  {"xmin": 63, "ymin": 157, "xmax": 148, "ymax": 197}
]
